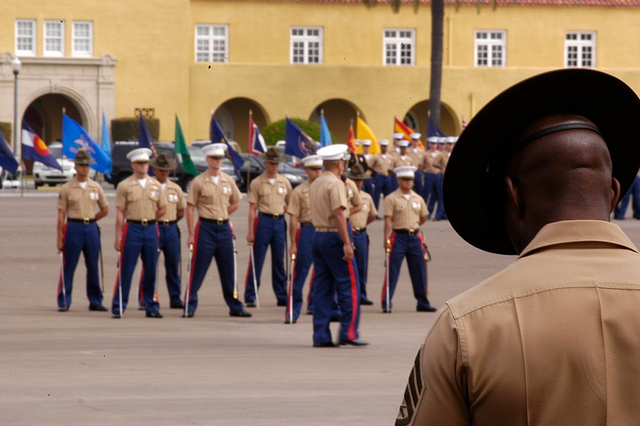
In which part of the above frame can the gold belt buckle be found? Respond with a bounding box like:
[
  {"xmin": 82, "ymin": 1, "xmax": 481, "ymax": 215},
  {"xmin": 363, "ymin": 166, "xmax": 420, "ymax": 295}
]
[
  {"xmin": 273, "ymin": 214, "xmax": 280, "ymax": 220},
  {"xmin": 141, "ymin": 219, "xmax": 148, "ymax": 226},
  {"xmin": 408, "ymin": 229, "xmax": 415, "ymax": 236},
  {"xmin": 216, "ymin": 218, "xmax": 224, "ymax": 225},
  {"xmin": 83, "ymin": 218, "xmax": 90, "ymax": 225}
]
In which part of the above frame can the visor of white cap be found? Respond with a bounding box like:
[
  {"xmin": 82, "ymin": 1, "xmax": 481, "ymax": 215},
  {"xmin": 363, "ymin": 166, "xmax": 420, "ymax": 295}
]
[
  {"xmin": 302, "ymin": 154, "xmax": 323, "ymax": 168},
  {"xmin": 360, "ymin": 139, "xmax": 372, "ymax": 146},
  {"xmin": 446, "ymin": 136, "xmax": 458, "ymax": 144},
  {"xmin": 127, "ymin": 148, "xmax": 152, "ymax": 163},
  {"xmin": 410, "ymin": 132, "xmax": 422, "ymax": 140},
  {"xmin": 427, "ymin": 136, "xmax": 439, "ymax": 143},
  {"xmin": 437, "ymin": 137, "xmax": 448, "ymax": 143},
  {"xmin": 379, "ymin": 139, "xmax": 390, "ymax": 146},
  {"xmin": 398, "ymin": 139, "xmax": 410, "ymax": 148},
  {"xmin": 394, "ymin": 165, "xmax": 417, "ymax": 178},
  {"xmin": 393, "ymin": 132, "xmax": 405, "ymax": 140},
  {"xmin": 317, "ymin": 144, "xmax": 348, "ymax": 161},
  {"xmin": 202, "ymin": 143, "xmax": 228, "ymax": 157}
]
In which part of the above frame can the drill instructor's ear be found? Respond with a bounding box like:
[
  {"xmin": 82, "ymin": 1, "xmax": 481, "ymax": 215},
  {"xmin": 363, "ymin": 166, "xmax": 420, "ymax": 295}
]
[
  {"xmin": 610, "ymin": 177, "xmax": 621, "ymax": 214},
  {"xmin": 504, "ymin": 176, "xmax": 525, "ymax": 220}
]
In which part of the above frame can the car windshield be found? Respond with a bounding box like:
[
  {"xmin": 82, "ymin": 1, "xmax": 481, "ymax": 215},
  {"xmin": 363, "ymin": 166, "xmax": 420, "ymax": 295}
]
[
  {"xmin": 48, "ymin": 145, "xmax": 63, "ymax": 159},
  {"xmin": 188, "ymin": 146, "xmax": 206, "ymax": 162}
]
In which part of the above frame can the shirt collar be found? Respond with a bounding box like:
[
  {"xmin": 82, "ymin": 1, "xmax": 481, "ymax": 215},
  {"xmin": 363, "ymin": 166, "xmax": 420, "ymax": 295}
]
[{"xmin": 519, "ymin": 220, "xmax": 638, "ymax": 259}]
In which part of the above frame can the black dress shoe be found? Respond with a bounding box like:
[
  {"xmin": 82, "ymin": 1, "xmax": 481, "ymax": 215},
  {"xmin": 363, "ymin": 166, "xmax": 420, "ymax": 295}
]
[
  {"xmin": 112, "ymin": 312, "xmax": 122, "ymax": 319},
  {"xmin": 170, "ymin": 302, "xmax": 185, "ymax": 309},
  {"xmin": 417, "ymin": 305, "xmax": 437, "ymax": 312},
  {"xmin": 89, "ymin": 305, "xmax": 108, "ymax": 312},
  {"xmin": 146, "ymin": 311, "xmax": 163, "ymax": 318},
  {"xmin": 360, "ymin": 299, "xmax": 374, "ymax": 306},
  {"xmin": 229, "ymin": 310, "xmax": 252, "ymax": 318},
  {"xmin": 58, "ymin": 306, "xmax": 69, "ymax": 312},
  {"xmin": 277, "ymin": 300, "xmax": 287, "ymax": 307},
  {"xmin": 313, "ymin": 342, "xmax": 339, "ymax": 348},
  {"xmin": 339, "ymin": 339, "xmax": 369, "ymax": 346},
  {"xmin": 137, "ymin": 305, "xmax": 145, "ymax": 311},
  {"xmin": 245, "ymin": 301, "xmax": 257, "ymax": 308},
  {"xmin": 182, "ymin": 311, "xmax": 195, "ymax": 318},
  {"xmin": 284, "ymin": 317, "xmax": 297, "ymax": 324},
  {"xmin": 330, "ymin": 313, "xmax": 341, "ymax": 322},
  {"xmin": 306, "ymin": 308, "xmax": 313, "ymax": 315},
  {"xmin": 382, "ymin": 308, "xmax": 391, "ymax": 313}
]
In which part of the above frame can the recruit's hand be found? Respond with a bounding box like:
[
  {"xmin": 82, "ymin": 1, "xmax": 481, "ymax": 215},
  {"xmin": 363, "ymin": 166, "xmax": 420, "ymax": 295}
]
[
  {"xmin": 246, "ymin": 232, "xmax": 255, "ymax": 244},
  {"xmin": 57, "ymin": 238, "xmax": 64, "ymax": 252},
  {"xmin": 343, "ymin": 243, "xmax": 354, "ymax": 262},
  {"xmin": 289, "ymin": 243, "xmax": 297, "ymax": 257},
  {"xmin": 187, "ymin": 234, "xmax": 195, "ymax": 247},
  {"xmin": 114, "ymin": 238, "xmax": 121, "ymax": 252}
]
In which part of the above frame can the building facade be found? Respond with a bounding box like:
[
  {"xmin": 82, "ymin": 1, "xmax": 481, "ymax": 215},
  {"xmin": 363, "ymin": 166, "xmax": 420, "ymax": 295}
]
[{"xmin": 1, "ymin": 0, "xmax": 640, "ymax": 155}]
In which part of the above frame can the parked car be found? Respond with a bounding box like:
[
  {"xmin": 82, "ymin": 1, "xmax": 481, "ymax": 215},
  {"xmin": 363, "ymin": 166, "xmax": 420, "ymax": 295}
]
[
  {"xmin": 237, "ymin": 153, "xmax": 307, "ymax": 193},
  {"xmin": 33, "ymin": 142, "xmax": 96, "ymax": 188}
]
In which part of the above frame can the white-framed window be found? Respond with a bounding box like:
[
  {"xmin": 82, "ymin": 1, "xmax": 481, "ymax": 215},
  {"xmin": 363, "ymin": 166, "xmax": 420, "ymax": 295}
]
[
  {"xmin": 194, "ymin": 24, "xmax": 229, "ymax": 63},
  {"xmin": 44, "ymin": 20, "xmax": 65, "ymax": 57},
  {"xmin": 72, "ymin": 21, "xmax": 93, "ymax": 57},
  {"xmin": 383, "ymin": 29, "xmax": 415, "ymax": 66},
  {"xmin": 15, "ymin": 19, "xmax": 36, "ymax": 56},
  {"xmin": 565, "ymin": 31, "xmax": 596, "ymax": 68},
  {"xmin": 290, "ymin": 27, "xmax": 323, "ymax": 64},
  {"xmin": 475, "ymin": 30, "xmax": 506, "ymax": 67}
]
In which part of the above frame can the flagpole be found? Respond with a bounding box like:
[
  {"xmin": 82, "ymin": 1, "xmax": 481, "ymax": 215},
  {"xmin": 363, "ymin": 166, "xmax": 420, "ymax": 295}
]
[{"xmin": 246, "ymin": 110, "xmax": 252, "ymax": 194}]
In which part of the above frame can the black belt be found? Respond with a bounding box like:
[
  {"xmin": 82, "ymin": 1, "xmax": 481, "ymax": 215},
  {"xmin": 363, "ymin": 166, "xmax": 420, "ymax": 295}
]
[
  {"xmin": 159, "ymin": 220, "xmax": 178, "ymax": 226},
  {"xmin": 259, "ymin": 212, "xmax": 283, "ymax": 220},
  {"xmin": 127, "ymin": 219, "xmax": 156, "ymax": 226},
  {"xmin": 353, "ymin": 227, "xmax": 366, "ymax": 234},
  {"xmin": 68, "ymin": 218, "xmax": 95, "ymax": 225},
  {"xmin": 200, "ymin": 218, "xmax": 229, "ymax": 225},
  {"xmin": 300, "ymin": 222, "xmax": 314, "ymax": 228},
  {"xmin": 394, "ymin": 229, "xmax": 419, "ymax": 236}
]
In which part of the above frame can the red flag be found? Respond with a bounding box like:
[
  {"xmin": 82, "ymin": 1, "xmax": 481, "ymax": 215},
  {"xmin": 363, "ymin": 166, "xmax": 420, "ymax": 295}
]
[
  {"xmin": 394, "ymin": 117, "xmax": 425, "ymax": 149},
  {"xmin": 346, "ymin": 124, "xmax": 357, "ymax": 153}
]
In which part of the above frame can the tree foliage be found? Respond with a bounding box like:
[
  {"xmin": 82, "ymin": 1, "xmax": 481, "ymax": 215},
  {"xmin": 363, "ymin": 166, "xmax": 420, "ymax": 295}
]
[{"xmin": 262, "ymin": 118, "xmax": 322, "ymax": 146}]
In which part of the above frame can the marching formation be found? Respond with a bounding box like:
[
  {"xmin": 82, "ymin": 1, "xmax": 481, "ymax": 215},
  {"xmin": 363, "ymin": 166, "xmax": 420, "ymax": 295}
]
[{"xmin": 55, "ymin": 132, "xmax": 453, "ymax": 347}]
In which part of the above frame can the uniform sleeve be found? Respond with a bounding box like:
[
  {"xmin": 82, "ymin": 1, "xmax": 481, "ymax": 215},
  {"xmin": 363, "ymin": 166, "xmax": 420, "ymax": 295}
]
[
  {"xmin": 368, "ymin": 194, "xmax": 378, "ymax": 218},
  {"xmin": 395, "ymin": 308, "xmax": 471, "ymax": 426},
  {"xmin": 115, "ymin": 181, "xmax": 127, "ymax": 209},
  {"xmin": 177, "ymin": 187, "xmax": 187, "ymax": 210},
  {"xmin": 328, "ymin": 180, "xmax": 348, "ymax": 212},
  {"xmin": 247, "ymin": 178, "xmax": 259, "ymax": 204},
  {"xmin": 57, "ymin": 185, "xmax": 68, "ymax": 212},
  {"xmin": 97, "ymin": 185, "xmax": 109, "ymax": 209},
  {"xmin": 349, "ymin": 181, "xmax": 361, "ymax": 207},
  {"xmin": 284, "ymin": 179, "xmax": 293, "ymax": 205},
  {"xmin": 420, "ymin": 197, "xmax": 428, "ymax": 218},
  {"xmin": 384, "ymin": 194, "xmax": 394, "ymax": 217},
  {"xmin": 229, "ymin": 178, "xmax": 242, "ymax": 205},
  {"xmin": 288, "ymin": 189, "xmax": 301, "ymax": 217},
  {"xmin": 187, "ymin": 176, "xmax": 201, "ymax": 206}
]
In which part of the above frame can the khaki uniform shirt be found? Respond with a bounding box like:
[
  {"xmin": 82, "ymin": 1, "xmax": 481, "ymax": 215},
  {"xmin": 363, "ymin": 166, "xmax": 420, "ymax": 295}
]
[
  {"xmin": 287, "ymin": 180, "xmax": 312, "ymax": 223},
  {"xmin": 393, "ymin": 154, "xmax": 414, "ymax": 168},
  {"xmin": 396, "ymin": 220, "xmax": 640, "ymax": 426},
  {"xmin": 187, "ymin": 171, "xmax": 242, "ymax": 220},
  {"xmin": 407, "ymin": 147, "xmax": 425, "ymax": 170},
  {"xmin": 368, "ymin": 153, "xmax": 394, "ymax": 176},
  {"xmin": 158, "ymin": 180, "xmax": 186, "ymax": 221},
  {"xmin": 422, "ymin": 150, "xmax": 446, "ymax": 174},
  {"xmin": 58, "ymin": 178, "xmax": 108, "ymax": 220},
  {"xmin": 309, "ymin": 171, "xmax": 348, "ymax": 229},
  {"xmin": 247, "ymin": 172, "xmax": 292, "ymax": 215},
  {"xmin": 384, "ymin": 189, "xmax": 427, "ymax": 229},
  {"xmin": 350, "ymin": 191, "xmax": 376, "ymax": 230},
  {"xmin": 344, "ymin": 178, "xmax": 361, "ymax": 220},
  {"xmin": 115, "ymin": 175, "xmax": 167, "ymax": 221}
]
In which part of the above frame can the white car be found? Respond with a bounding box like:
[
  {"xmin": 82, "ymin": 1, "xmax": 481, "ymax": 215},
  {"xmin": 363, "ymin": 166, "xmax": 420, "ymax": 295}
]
[{"xmin": 33, "ymin": 142, "xmax": 95, "ymax": 188}]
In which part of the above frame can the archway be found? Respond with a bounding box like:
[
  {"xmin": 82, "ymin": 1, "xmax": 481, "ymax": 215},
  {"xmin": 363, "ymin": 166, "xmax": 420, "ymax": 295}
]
[
  {"xmin": 309, "ymin": 99, "xmax": 360, "ymax": 144},
  {"xmin": 402, "ymin": 101, "xmax": 459, "ymax": 137},
  {"xmin": 214, "ymin": 98, "xmax": 269, "ymax": 152}
]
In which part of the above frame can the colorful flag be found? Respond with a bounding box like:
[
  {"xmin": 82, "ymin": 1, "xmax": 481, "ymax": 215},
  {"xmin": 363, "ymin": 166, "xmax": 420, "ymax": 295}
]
[
  {"xmin": 248, "ymin": 115, "xmax": 267, "ymax": 156},
  {"xmin": 210, "ymin": 114, "xmax": 243, "ymax": 177},
  {"xmin": 0, "ymin": 128, "xmax": 19, "ymax": 175},
  {"xmin": 21, "ymin": 121, "xmax": 62, "ymax": 171},
  {"xmin": 356, "ymin": 116, "xmax": 380, "ymax": 155},
  {"xmin": 138, "ymin": 115, "xmax": 157, "ymax": 176},
  {"xmin": 461, "ymin": 118, "xmax": 468, "ymax": 130},
  {"xmin": 175, "ymin": 115, "xmax": 198, "ymax": 177},
  {"xmin": 394, "ymin": 117, "xmax": 425, "ymax": 149},
  {"xmin": 346, "ymin": 124, "xmax": 357, "ymax": 153},
  {"xmin": 62, "ymin": 114, "xmax": 112, "ymax": 174},
  {"xmin": 285, "ymin": 118, "xmax": 317, "ymax": 159},
  {"xmin": 101, "ymin": 113, "xmax": 112, "ymax": 178},
  {"xmin": 320, "ymin": 113, "xmax": 332, "ymax": 147},
  {"xmin": 427, "ymin": 117, "xmax": 446, "ymax": 138}
]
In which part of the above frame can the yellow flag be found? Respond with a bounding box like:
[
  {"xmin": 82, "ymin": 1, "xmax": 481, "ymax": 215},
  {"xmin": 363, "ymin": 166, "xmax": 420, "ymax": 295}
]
[{"xmin": 356, "ymin": 116, "xmax": 380, "ymax": 155}]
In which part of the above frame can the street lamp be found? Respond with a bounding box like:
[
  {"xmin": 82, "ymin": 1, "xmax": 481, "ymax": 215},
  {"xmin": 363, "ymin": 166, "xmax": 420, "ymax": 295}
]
[{"xmin": 11, "ymin": 56, "xmax": 22, "ymax": 157}]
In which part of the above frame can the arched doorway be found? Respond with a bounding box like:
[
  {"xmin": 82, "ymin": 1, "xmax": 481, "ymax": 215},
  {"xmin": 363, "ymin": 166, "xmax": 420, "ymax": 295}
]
[
  {"xmin": 402, "ymin": 101, "xmax": 459, "ymax": 137},
  {"xmin": 309, "ymin": 99, "xmax": 360, "ymax": 144},
  {"xmin": 214, "ymin": 98, "xmax": 269, "ymax": 152}
]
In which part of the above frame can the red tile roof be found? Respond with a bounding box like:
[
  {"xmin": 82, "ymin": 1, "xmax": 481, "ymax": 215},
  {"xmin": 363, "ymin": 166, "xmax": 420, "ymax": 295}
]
[{"xmin": 294, "ymin": 0, "xmax": 640, "ymax": 6}]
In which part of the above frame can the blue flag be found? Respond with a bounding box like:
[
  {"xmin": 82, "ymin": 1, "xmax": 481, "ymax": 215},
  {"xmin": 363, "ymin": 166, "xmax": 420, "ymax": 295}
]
[
  {"xmin": 138, "ymin": 115, "xmax": 157, "ymax": 176},
  {"xmin": 101, "ymin": 113, "xmax": 112, "ymax": 178},
  {"xmin": 0, "ymin": 128, "xmax": 19, "ymax": 175},
  {"xmin": 62, "ymin": 114, "xmax": 112, "ymax": 174},
  {"xmin": 427, "ymin": 117, "xmax": 446, "ymax": 138},
  {"xmin": 209, "ymin": 114, "xmax": 243, "ymax": 177},
  {"xmin": 285, "ymin": 118, "xmax": 318, "ymax": 159},
  {"xmin": 320, "ymin": 114, "xmax": 332, "ymax": 147}
]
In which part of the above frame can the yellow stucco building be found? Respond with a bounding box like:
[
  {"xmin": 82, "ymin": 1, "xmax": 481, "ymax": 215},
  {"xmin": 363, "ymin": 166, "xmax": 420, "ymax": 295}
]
[{"xmin": 1, "ymin": 0, "xmax": 640, "ymax": 154}]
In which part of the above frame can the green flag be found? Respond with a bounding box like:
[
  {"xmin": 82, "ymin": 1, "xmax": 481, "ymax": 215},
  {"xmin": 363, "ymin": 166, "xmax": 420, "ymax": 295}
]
[{"xmin": 175, "ymin": 114, "xmax": 198, "ymax": 176}]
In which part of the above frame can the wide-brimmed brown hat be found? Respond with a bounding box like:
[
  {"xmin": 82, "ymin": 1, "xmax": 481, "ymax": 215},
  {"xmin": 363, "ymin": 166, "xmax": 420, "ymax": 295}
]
[
  {"xmin": 150, "ymin": 153, "xmax": 177, "ymax": 171},
  {"xmin": 443, "ymin": 69, "xmax": 640, "ymax": 255},
  {"xmin": 261, "ymin": 147, "xmax": 284, "ymax": 164},
  {"xmin": 347, "ymin": 163, "xmax": 370, "ymax": 180},
  {"xmin": 74, "ymin": 150, "xmax": 95, "ymax": 165}
]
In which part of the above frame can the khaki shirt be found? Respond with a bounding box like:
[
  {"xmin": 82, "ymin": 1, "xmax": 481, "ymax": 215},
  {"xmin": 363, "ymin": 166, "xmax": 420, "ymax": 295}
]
[
  {"xmin": 58, "ymin": 178, "xmax": 108, "ymax": 220},
  {"xmin": 287, "ymin": 180, "xmax": 312, "ymax": 223},
  {"xmin": 247, "ymin": 172, "xmax": 292, "ymax": 215},
  {"xmin": 422, "ymin": 150, "xmax": 446, "ymax": 174},
  {"xmin": 393, "ymin": 154, "xmax": 414, "ymax": 168},
  {"xmin": 344, "ymin": 178, "xmax": 361, "ymax": 220},
  {"xmin": 309, "ymin": 171, "xmax": 348, "ymax": 229},
  {"xmin": 350, "ymin": 191, "xmax": 376, "ymax": 230},
  {"xmin": 187, "ymin": 171, "xmax": 242, "ymax": 220},
  {"xmin": 158, "ymin": 180, "xmax": 186, "ymax": 221},
  {"xmin": 407, "ymin": 147, "xmax": 425, "ymax": 170},
  {"xmin": 396, "ymin": 221, "xmax": 640, "ymax": 426},
  {"xmin": 368, "ymin": 153, "xmax": 394, "ymax": 176},
  {"xmin": 384, "ymin": 189, "xmax": 428, "ymax": 229},
  {"xmin": 115, "ymin": 175, "xmax": 167, "ymax": 221}
]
